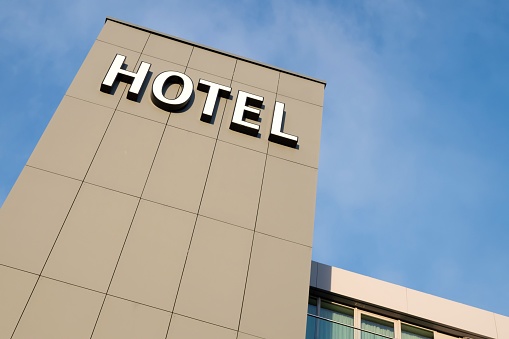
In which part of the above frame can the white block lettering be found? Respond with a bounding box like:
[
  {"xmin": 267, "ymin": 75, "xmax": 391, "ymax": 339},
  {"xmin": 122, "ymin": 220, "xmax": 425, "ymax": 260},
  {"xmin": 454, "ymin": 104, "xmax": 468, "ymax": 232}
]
[
  {"xmin": 151, "ymin": 71, "xmax": 193, "ymax": 111},
  {"xmin": 230, "ymin": 90, "xmax": 263, "ymax": 137},
  {"xmin": 100, "ymin": 54, "xmax": 151, "ymax": 101},
  {"xmin": 197, "ymin": 79, "xmax": 232, "ymax": 123},
  {"xmin": 269, "ymin": 102, "xmax": 299, "ymax": 148}
]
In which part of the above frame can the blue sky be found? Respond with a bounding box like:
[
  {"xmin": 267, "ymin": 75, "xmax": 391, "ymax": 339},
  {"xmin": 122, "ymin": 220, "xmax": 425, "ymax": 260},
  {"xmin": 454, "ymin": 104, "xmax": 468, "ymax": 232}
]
[{"xmin": 1, "ymin": 0, "xmax": 509, "ymax": 316}]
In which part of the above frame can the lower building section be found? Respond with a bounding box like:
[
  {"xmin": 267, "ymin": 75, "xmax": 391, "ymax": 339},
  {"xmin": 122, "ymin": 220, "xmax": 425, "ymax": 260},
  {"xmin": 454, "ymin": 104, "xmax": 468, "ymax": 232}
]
[
  {"xmin": 309, "ymin": 261, "xmax": 509, "ymax": 339},
  {"xmin": 307, "ymin": 294, "xmax": 438, "ymax": 339}
]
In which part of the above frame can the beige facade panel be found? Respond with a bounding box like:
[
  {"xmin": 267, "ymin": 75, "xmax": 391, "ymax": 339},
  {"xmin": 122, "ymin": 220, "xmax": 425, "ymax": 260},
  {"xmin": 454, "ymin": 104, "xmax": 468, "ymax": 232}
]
[
  {"xmin": 218, "ymin": 82, "xmax": 275, "ymax": 154},
  {"xmin": 12, "ymin": 277, "xmax": 103, "ymax": 339},
  {"xmin": 200, "ymin": 141, "xmax": 265, "ymax": 229},
  {"xmin": 143, "ymin": 126, "xmax": 215, "ymax": 213},
  {"xmin": 233, "ymin": 59, "xmax": 280, "ymax": 93},
  {"xmin": 42, "ymin": 183, "xmax": 138, "ymax": 292},
  {"xmin": 0, "ymin": 266, "xmax": 38, "ymax": 339},
  {"xmin": 188, "ymin": 47, "xmax": 236, "ymax": 79},
  {"xmin": 27, "ymin": 96, "xmax": 114, "ymax": 180},
  {"xmin": 256, "ymin": 156, "xmax": 317, "ymax": 246},
  {"xmin": 143, "ymin": 33, "xmax": 193, "ymax": 67},
  {"xmin": 327, "ymin": 264, "xmax": 408, "ymax": 313},
  {"xmin": 174, "ymin": 216, "xmax": 253, "ymax": 329},
  {"xmin": 85, "ymin": 111, "xmax": 164, "ymax": 197},
  {"xmin": 66, "ymin": 40, "xmax": 140, "ymax": 108},
  {"xmin": 167, "ymin": 314, "xmax": 237, "ymax": 339},
  {"xmin": 97, "ymin": 19, "xmax": 149, "ymax": 52},
  {"xmin": 167, "ymin": 68, "xmax": 231, "ymax": 138},
  {"xmin": 268, "ymin": 95, "xmax": 323, "ymax": 168},
  {"xmin": 0, "ymin": 167, "xmax": 80, "ymax": 274},
  {"xmin": 277, "ymin": 72, "xmax": 325, "ymax": 106},
  {"xmin": 495, "ymin": 313, "xmax": 509, "ymax": 339},
  {"xmin": 240, "ymin": 233, "xmax": 312, "ymax": 339},
  {"xmin": 116, "ymin": 55, "xmax": 185, "ymax": 123},
  {"xmin": 108, "ymin": 199, "xmax": 195, "ymax": 311},
  {"xmin": 406, "ymin": 288, "xmax": 498, "ymax": 338},
  {"xmin": 91, "ymin": 296, "xmax": 171, "ymax": 339}
]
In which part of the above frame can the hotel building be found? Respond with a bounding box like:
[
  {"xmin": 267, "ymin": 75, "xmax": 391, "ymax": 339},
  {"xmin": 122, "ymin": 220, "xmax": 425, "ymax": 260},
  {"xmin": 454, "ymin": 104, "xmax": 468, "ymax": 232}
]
[{"xmin": 0, "ymin": 18, "xmax": 507, "ymax": 339}]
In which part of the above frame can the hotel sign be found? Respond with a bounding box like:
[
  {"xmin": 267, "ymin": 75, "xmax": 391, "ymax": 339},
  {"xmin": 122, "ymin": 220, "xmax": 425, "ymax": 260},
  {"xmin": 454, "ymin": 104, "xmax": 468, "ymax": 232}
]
[{"xmin": 101, "ymin": 54, "xmax": 299, "ymax": 148}]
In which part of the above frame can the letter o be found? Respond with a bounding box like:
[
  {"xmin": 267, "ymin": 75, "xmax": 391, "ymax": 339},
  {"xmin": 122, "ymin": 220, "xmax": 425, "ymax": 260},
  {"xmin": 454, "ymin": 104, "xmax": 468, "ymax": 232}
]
[{"xmin": 151, "ymin": 71, "xmax": 193, "ymax": 111}]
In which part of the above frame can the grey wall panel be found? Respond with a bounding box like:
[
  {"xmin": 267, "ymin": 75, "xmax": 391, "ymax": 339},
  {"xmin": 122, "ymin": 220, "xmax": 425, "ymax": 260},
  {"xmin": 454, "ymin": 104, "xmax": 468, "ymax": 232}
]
[
  {"xmin": 91, "ymin": 296, "xmax": 171, "ymax": 339},
  {"xmin": 199, "ymin": 141, "xmax": 265, "ymax": 230},
  {"xmin": 27, "ymin": 96, "xmax": 114, "ymax": 180},
  {"xmin": 0, "ymin": 266, "xmax": 38, "ymax": 339},
  {"xmin": 188, "ymin": 47, "xmax": 236, "ymax": 79},
  {"xmin": 108, "ymin": 199, "xmax": 195, "ymax": 311},
  {"xmin": 256, "ymin": 156, "xmax": 318, "ymax": 246},
  {"xmin": 239, "ymin": 233, "xmax": 312, "ymax": 339},
  {"xmin": 97, "ymin": 20, "xmax": 149, "ymax": 52},
  {"xmin": 143, "ymin": 34, "xmax": 193, "ymax": 66},
  {"xmin": 42, "ymin": 183, "xmax": 138, "ymax": 292},
  {"xmin": 142, "ymin": 126, "xmax": 215, "ymax": 213},
  {"xmin": 0, "ymin": 167, "xmax": 81, "ymax": 274},
  {"xmin": 85, "ymin": 112, "xmax": 164, "ymax": 197},
  {"xmin": 174, "ymin": 216, "xmax": 253, "ymax": 329},
  {"xmin": 233, "ymin": 59, "xmax": 280, "ymax": 93},
  {"xmin": 167, "ymin": 314, "xmax": 238, "ymax": 339},
  {"xmin": 12, "ymin": 278, "xmax": 104, "ymax": 339},
  {"xmin": 277, "ymin": 72, "xmax": 325, "ymax": 106}
]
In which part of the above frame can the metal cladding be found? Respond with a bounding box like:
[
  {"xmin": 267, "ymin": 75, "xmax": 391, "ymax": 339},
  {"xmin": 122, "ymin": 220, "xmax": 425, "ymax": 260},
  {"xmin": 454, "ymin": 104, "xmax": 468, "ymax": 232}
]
[{"xmin": 0, "ymin": 18, "xmax": 325, "ymax": 339}]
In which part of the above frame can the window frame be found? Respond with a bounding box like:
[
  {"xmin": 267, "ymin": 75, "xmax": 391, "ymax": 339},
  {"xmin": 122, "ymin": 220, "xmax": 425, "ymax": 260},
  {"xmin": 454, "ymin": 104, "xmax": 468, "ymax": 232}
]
[{"xmin": 308, "ymin": 296, "xmax": 437, "ymax": 339}]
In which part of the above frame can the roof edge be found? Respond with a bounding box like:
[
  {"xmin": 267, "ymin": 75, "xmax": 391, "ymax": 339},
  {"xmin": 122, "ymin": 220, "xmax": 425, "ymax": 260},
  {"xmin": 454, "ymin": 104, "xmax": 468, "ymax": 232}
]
[{"xmin": 105, "ymin": 17, "xmax": 327, "ymax": 87}]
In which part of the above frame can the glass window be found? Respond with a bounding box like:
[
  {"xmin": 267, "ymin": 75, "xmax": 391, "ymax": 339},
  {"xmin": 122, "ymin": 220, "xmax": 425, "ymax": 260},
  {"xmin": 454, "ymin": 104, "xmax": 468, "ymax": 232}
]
[
  {"xmin": 306, "ymin": 296, "xmax": 437, "ymax": 339},
  {"xmin": 361, "ymin": 315, "xmax": 394, "ymax": 339},
  {"xmin": 306, "ymin": 297, "xmax": 318, "ymax": 339},
  {"xmin": 321, "ymin": 301, "xmax": 354, "ymax": 324},
  {"xmin": 319, "ymin": 301, "xmax": 354, "ymax": 339},
  {"xmin": 309, "ymin": 296, "xmax": 318, "ymax": 315},
  {"xmin": 401, "ymin": 324, "xmax": 433, "ymax": 339}
]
